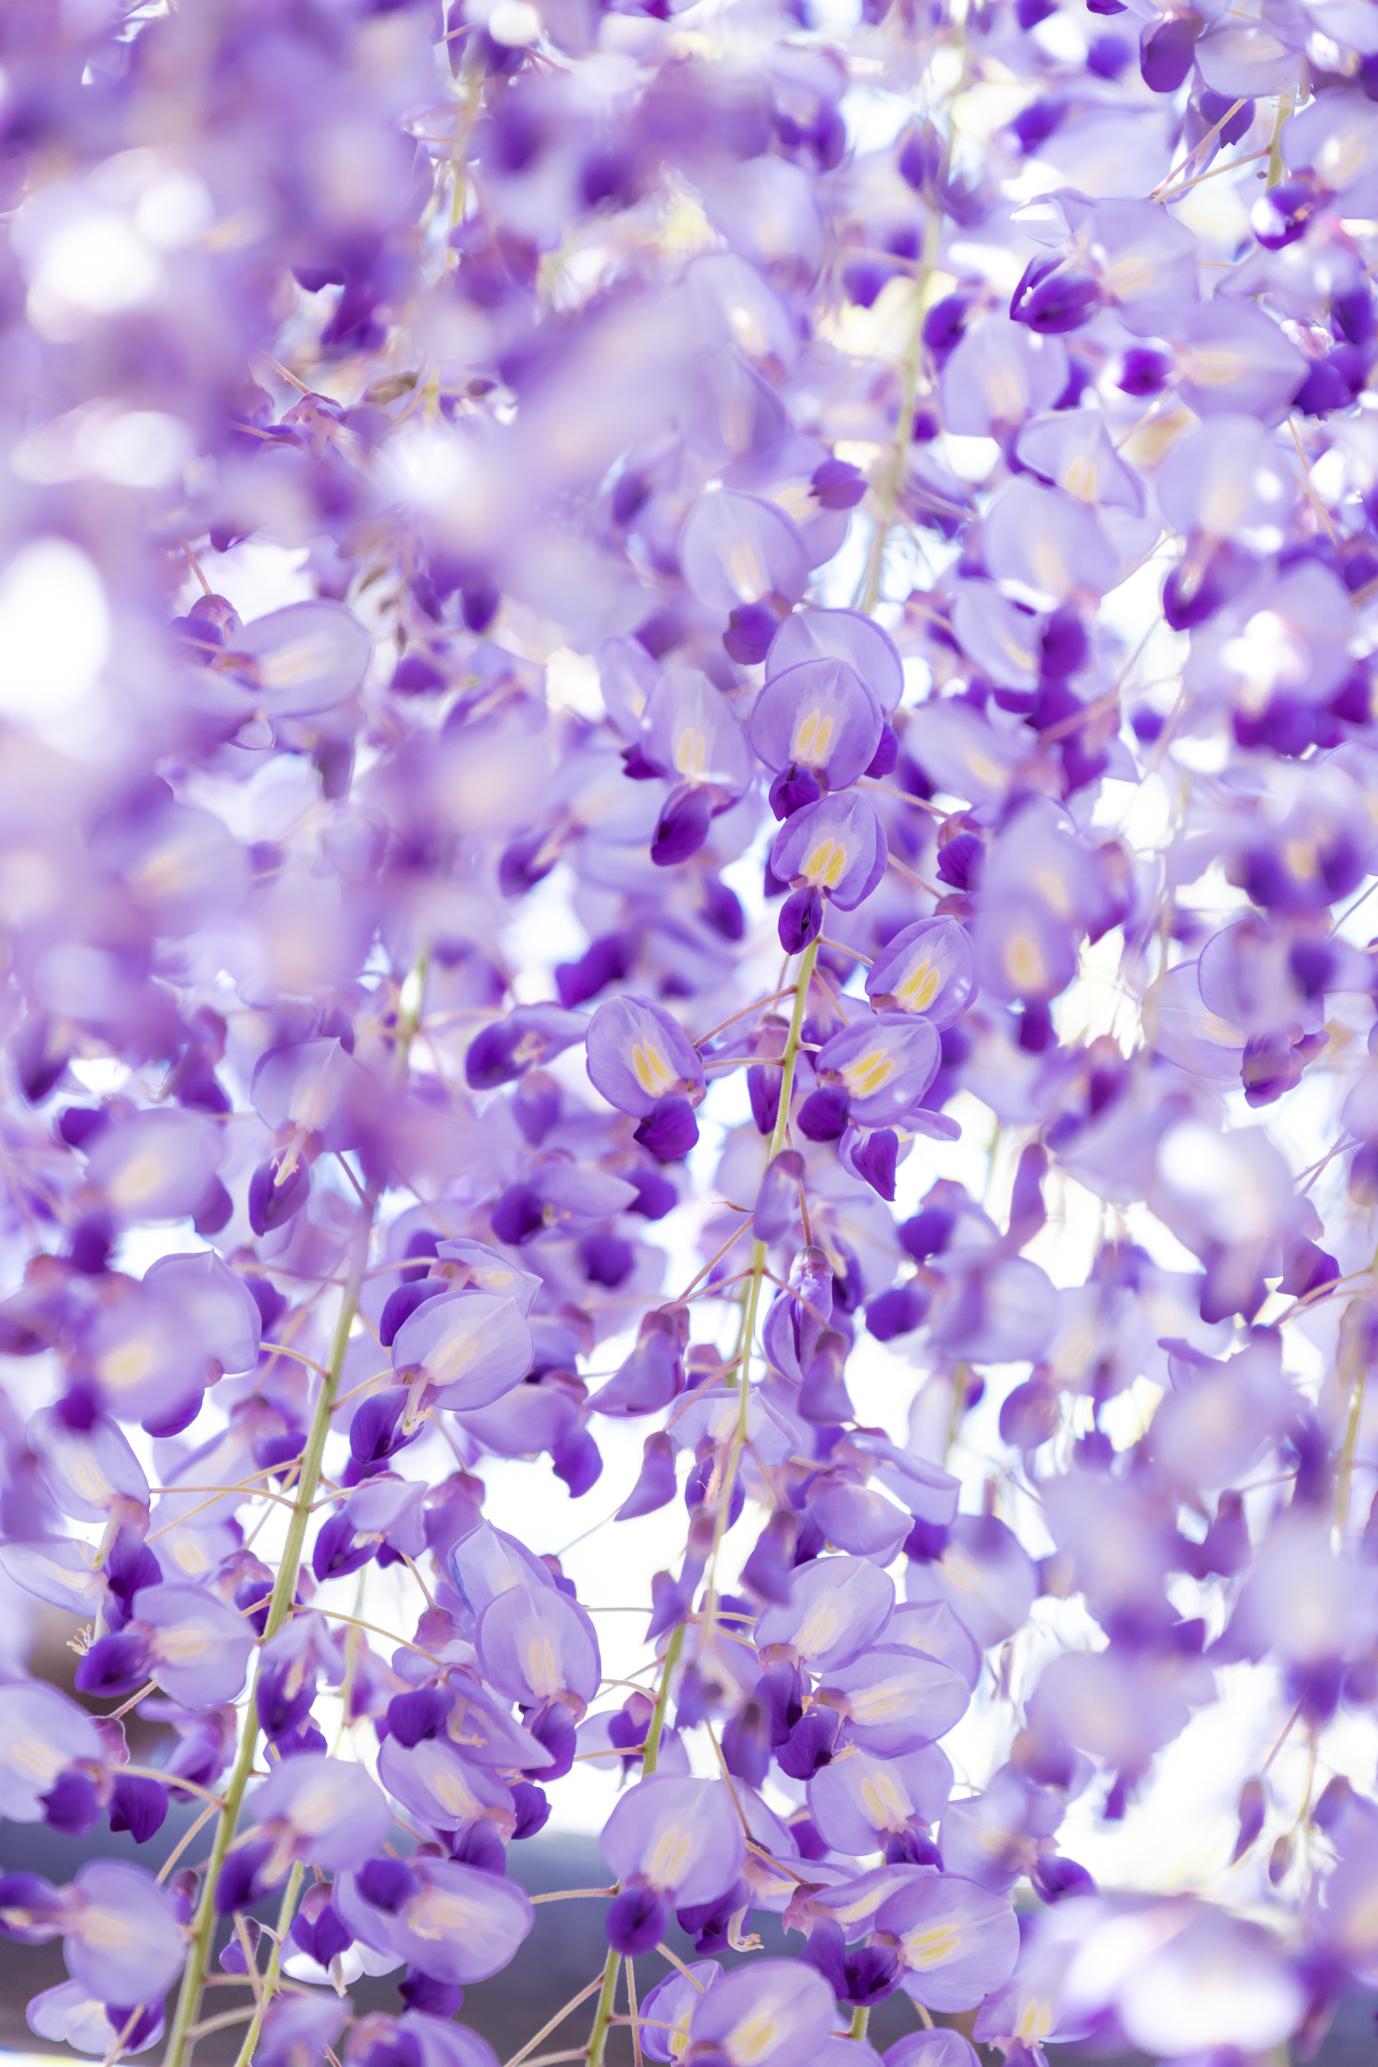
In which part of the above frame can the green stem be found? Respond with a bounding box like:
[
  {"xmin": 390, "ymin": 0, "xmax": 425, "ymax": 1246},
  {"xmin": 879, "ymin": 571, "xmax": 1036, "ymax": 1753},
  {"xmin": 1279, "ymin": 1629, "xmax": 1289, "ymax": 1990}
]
[
  {"xmin": 584, "ymin": 1947, "xmax": 622, "ymax": 2067},
  {"xmin": 163, "ymin": 954, "xmax": 429, "ymax": 2067},
  {"xmin": 701, "ymin": 936, "xmax": 820, "ymax": 1636},
  {"xmin": 849, "ymin": 2006, "xmax": 871, "ymax": 2041},
  {"xmin": 641, "ymin": 1621, "xmax": 685, "ymax": 1778},
  {"xmin": 1267, "ymin": 87, "xmax": 1294, "ymax": 188},
  {"xmin": 226, "ymin": 1861, "xmax": 304, "ymax": 2067},
  {"xmin": 161, "ymin": 1215, "xmax": 374, "ymax": 2067}
]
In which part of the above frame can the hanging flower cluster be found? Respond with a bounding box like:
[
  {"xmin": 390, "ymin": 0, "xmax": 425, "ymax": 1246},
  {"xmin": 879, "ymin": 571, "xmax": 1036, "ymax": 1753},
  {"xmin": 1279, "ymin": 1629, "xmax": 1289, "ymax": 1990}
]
[{"xmin": 4, "ymin": 2, "xmax": 1378, "ymax": 2065}]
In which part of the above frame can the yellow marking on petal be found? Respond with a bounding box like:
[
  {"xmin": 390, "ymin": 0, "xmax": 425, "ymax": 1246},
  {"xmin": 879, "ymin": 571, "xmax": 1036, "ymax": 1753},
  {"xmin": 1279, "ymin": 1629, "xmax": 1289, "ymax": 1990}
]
[
  {"xmin": 842, "ymin": 1048, "xmax": 897, "ymax": 1099},
  {"xmin": 983, "ymin": 362, "xmax": 1028, "ymax": 424},
  {"xmin": 1033, "ymin": 865, "xmax": 1072, "ymax": 916},
  {"xmin": 965, "ymin": 748, "xmax": 1006, "ymax": 789},
  {"xmin": 261, "ymin": 635, "xmax": 326, "ymax": 690},
  {"xmin": 802, "ymin": 837, "xmax": 848, "ymax": 890},
  {"xmin": 1062, "ymin": 455, "xmax": 1099, "ymax": 503},
  {"xmin": 675, "ymin": 727, "xmax": 708, "ymax": 781},
  {"xmin": 1183, "ymin": 345, "xmax": 1245, "ymax": 388},
  {"xmin": 897, "ymin": 959, "xmax": 941, "ymax": 1012},
  {"xmin": 79, "ymin": 1908, "xmax": 141, "ymax": 1953},
  {"xmin": 107, "ymin": 1151, "xmax": 169, "ymax": 1212},
  {"xmin": 155, "ymin": 1620, "xmax": 213, "ymax": 1665},
  {"xmin": 1004, "ymin": 930, "xmax": 1048, "ymax": 994},
  {"xmin": 67, "ymin": 1452, "xmax": 116, "ymax": 1506},
  {"xmin": 631, "ymin": 1040, "xmax": 676, "ymax": 1099},
  {"xmin": 429, "ymin": 1326, "xmax": 478, "ymax": 1384},
  {"xmin": 941, "ymin": 1546, "xmax": 982, "ymax": 1594},
  {"xmin": 168, "ymin": 1531, "xmax": 213, "ymax": 1576},
  {"xmin": 288, "ymin": 1769, "xmax": 352, "ymax": 1833},
  {"xmin": 644, "ymin": 1822, "xmax": 695, "ymax": 1890},
  {"xmin": 10, "ymin": 1735, "xmax": 63, "ymax": 1786},
  {"xmin": 1284, "ymin": 838, "xmax": 1318, "ymax": 881},
  {"xmin": 1101, "ymin": 252, "xmax": 1157, "ymax": 300},
  {"xmin": 902, "ymin": 1922, "xmax": 963, "ymax": 1970},
  {"xmin": 792, "ymin": 1599, "xmax": 842, "ymax": 1657},
  {"xmin": 524, "ymin": 1633, "xmax": 561, "ymax": 1699},
  {"xmin": 860, "ymin": 1767, "xmax": 912, "ymax": 1831},
  {"xmin": 1017, "ymin": 1999, "xmax": 1055, "ymax": 2043},
  {"xmin": 98, "ymin": 1338, "xmax": 159, "ymax": 1394},
  {"xmin": 1030, "ymin": 531, "xmax": 1070, "ymax": 596},
  {"xmin": 846, "ymin": 1674, "xmax": 912, "ymax": 1725},
  {"xmin": 421, "ymin": 1747, "xmax": 483, "ymax": 1820},
  {"xmin": 407, "ymin": 1887, "xmax": 482, "ymax": 1940},
  {"xmin": 727, "ymin": 540, "xmax": 768, "ymax": 601},
  {"xmin": 730, "ymin": 2013, "xmax": 783, "ymax": 2066},
  {"xmin": 791, "ymin": 707, "xmax": 835, "ymax": 766}
]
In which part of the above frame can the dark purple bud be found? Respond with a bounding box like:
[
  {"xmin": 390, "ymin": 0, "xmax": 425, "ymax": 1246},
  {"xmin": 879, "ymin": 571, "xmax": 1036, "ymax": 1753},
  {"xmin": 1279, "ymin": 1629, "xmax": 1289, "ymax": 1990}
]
[
  {"xmin": 777, "ymin": 1706, "xmax": 842, "ymax": 1779},
  {"xmin": 776, "ymin": 884, "xmax": 818, "ymax": 954},
  {"xmin": 722, "ymin": 1700, "xmax": 771, "ymax": 1788},
  {"xmin": 1017, "ymin": 265, "xmax": 1100, "ymax": 334},
  {"xmin": 1252, "ymin": 177, "xmax": 1324, "ymax": 252},
  {"xmin": 1011, "ymin": 97, "xmax": 1065, "ymax": 153},
  {"xmin": 59, "ymin": 1104, "xmax": 108, "ymax": 1150},
  {"xmin": 109, "ymin": 1772, "xmax": 168, "ymax": 1845},
  {"xmin": 617, "ymin": 1434, "xmax": 677, "ymax": 1521},
  {"xmin": 348, "ymin": 1390, "xmax": 411, "ymax": 1478},
  {"xmin": 491, "ymin": 1182, "xmax": 546, "ymax": 1244},
  {"xmin": 556, "ymin": 932, "xmax": 634, "ymax": 1009},
  {"xmin": 851, "ymin": 1127, "xmax": 899, "ymax": 1200},
  {"xmin": 634, "ymin": 1095, "xmax": 699, "ymax": 1162},
  {"xmin": 216, "ymin": 1838, "xmax": 272, "ymax": 1914},
  {"xmin": 1231, "ymin": 1778, "xmax": 1266, "ymax": 1864},
  {"xmin": 527, "ymin": 1700, "xmax": 577, "ymax": 1780},
  {"xmin": 553, "ymin": 1428, "xmax": 603, "ymax": 1498},
  {"xmin": 312, "ymin": 1510, "xmax": 373, "ymax": 1583},
  {"xmin": 652, "ymin": 784, "xmax": 713, "ymax": 866},
  {"xmin": 904, "ymin": 1516, "xmax": 951, "ymax": 1562},
  {"xmin": 1032, "ymin": 1853, "xmax": 1096, "ymax": 1903},
  {"xmin": 607, "ymin": 1882, "xmax": 667, "ymax": 1955},
  {"xmin": 866, "ymin": 1283, "xmax": 927, "ymax": 1341},
  {"xmin": 625, "ymin": 1165, "xmax": 677, "ymax": 1220},
  {"xmin": 512, "ymin": 1777, "xmax": 549, "ymax": 1843},
  {"xmin": 1116, "ymin": 345, "xmax": 1173, "ymax": 396},
  {"xmin": 811, "ymin": 458, "xmax": 867, "ymax": 510},
  {"xmin": 865, "ymin": 722, "xmax": 899, "ymax": 777},
  {"xmin": 922, "ymin": 293, "xmax": 971, "ymax": 361},
  {"xmin": 1040, "ymin": 606, "xmax": 1089, "ymax": 680},
  {"xmin": 74, "ymin": 1630, "xmax": 149, "ymax": 1698},
  {"xmin": 42, "ymin": 1769, "xmax": 101, "ymax": 1834},
  {"xmin": 723, "ymin": 603, "xmax": 779, "ymax": 664},
  {"xmin": 379, "ymin": 1278, "xmax": 445, "ymax": 1346},
  {"xmin": 1293, "ymin": 354, "xmax": 1354, "ymax": 418},
  {"xmin": 499, "ymin": 828, "xmax": 559, "ymax": 898},
  {"xmin": 748, "ymin": 1061, "xmax": 783, "ymax": 1134},
  {"xmin": 385, "ymin": 1686, "xmax": 452, "ymax": 1748},
  {"xmin": 580, "ymin": 1232, "xmax": 635, "ymax": 1288},
  {"xmin": 899, "ymin": 1204, "xmax": 953, "ymax": 1260},
  {"xmin": 1087, "ymin": 31, "xmax": 1129, "ymax": 73},
  {"xmin": 677, "ymin": 1880, "xmax": 749, "ymax": 1956},
  {"xmin": 359, "ymin": 1857, "xmax": 419, "ymax": 1913},
  {"xmin": 248, "ymin": 1155, "xmax": 311, "ymax": 1236},
  {"xmin": 742, "ymin": 1511, "xmax": 799, "ymax": 1604},
  {"xmin": 768, "ymin": 765, "xmax": 824, "ymax": 820},
  {"xmin": 1139, "ymin": 8, "xmax": 1200, "ymax": 89}
]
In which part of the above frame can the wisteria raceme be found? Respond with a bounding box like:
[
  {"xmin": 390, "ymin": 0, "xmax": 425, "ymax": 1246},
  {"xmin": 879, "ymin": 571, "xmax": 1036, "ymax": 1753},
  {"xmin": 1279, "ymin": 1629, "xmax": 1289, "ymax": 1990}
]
[{"xmin": 5, "ymin": 1, "xmax": 1378, "ymax": 2065}]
